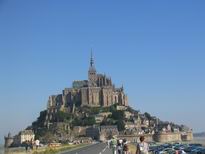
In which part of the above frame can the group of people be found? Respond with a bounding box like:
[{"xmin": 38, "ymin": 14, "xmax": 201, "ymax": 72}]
[
  {"xmin": 108, "ymin": 137, "xmax": 128, "ymax": 154},
  {"xmin": 24, "ymin": 139, "xmax": 40, "ymax": 152},
  {"xmin": 108, "ymin": 136, "xmax": 149, "ymax": 154}
]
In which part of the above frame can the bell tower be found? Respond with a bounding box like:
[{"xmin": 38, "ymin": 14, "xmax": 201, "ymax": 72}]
[{"xmin": 88, "ymin": 51, "xmax": 97, "ymax": 86}]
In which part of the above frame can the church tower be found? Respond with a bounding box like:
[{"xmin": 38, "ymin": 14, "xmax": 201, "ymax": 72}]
[{"xmin": 88, "ymin": 51, "xmax": 97, "ymax": 86}]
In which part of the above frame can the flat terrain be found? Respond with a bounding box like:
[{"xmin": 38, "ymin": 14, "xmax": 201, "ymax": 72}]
[
  {"xmin": 61, "ymin": 143, "xmax": 136, "ymax": 154},
  {"xmin": 60, "ymin": 143, "xmax": 112, "ymax": 154}
]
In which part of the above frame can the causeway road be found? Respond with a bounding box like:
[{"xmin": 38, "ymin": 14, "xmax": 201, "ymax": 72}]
[{"xmin": 60, "ymin": 143, "xmax": 112, "ymax": 154}]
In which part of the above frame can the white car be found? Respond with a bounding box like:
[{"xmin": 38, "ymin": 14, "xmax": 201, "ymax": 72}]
[{"xmin": 178, "ymin": 150, "xmax": 186, "ymax": 154}]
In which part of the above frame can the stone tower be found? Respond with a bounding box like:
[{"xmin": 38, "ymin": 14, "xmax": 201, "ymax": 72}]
[
  {"xmin": 88, "ymin": 51, "xmax": 97, "ymax": 87},
  {"xmin": 4, "ymin": 133, "xmax": 14, "ymax": 148}
]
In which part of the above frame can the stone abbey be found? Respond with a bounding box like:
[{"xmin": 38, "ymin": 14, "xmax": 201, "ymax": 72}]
[{"xmin": 46, "ymin": 53, "xmax": 128, "ymax": 121}]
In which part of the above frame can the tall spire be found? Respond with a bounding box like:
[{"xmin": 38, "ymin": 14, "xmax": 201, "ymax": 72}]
[
  {"xmin": 88, "ymin": 49, "xmax": 97, "ymax": 86},
  {"xmin": 90, "ymin": 48, "xmax": 94, "ymax": 67}
]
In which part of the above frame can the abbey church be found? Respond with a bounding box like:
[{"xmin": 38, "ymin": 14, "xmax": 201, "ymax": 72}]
[{"xmin": 47, "ymin": 53, "xmax": 128, "ymax": 116}]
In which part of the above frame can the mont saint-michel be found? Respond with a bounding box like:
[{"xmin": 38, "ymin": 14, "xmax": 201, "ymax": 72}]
[
  {"xmin": 46, "ymin": 52, "xmax": 128, "ymax": 121},
  {"xmin": 4, "ymin": 53, "xmax": 193, "ymax": 152}
]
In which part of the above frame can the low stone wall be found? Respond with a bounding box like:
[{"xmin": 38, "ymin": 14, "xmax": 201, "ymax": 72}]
[{"xmin": 153, "ymin": 132, "xmax": 181, "ymax": 143}]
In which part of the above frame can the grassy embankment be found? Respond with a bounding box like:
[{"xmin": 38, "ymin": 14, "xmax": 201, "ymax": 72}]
[
  {"xmin": 33, "ymin": 144, "xmax": 90, "ymax": 154},
  {"xmin": 4, "ymin": 144, "xmax": 90, "ymax": 154}
]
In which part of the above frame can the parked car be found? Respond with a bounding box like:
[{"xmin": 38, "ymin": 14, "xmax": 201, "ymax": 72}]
[
  {"xmin": 178, "ymin": 150, "xmax": 187, "ymax": 154},
  {"xmin": 191, "ymin": 147, "xmax": 205, "ymax": 154}
]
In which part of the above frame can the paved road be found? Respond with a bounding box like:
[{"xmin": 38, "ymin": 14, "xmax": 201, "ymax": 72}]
[{"xmin": 60, "ymin": 143, "xmax": 113, "ymax": 154}]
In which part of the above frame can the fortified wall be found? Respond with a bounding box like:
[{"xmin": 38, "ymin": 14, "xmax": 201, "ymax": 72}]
[
  {"xmin": 118, "ymin": 131, "xmax": 193, "ymax": 143},
  {"xmin": 153, "ymin": 132, "xmax": 182, "ymax": 142},
  {"xmin": 181, "ymin": 131, "xmax": 193, "ymax": 141},
  {"xmin": 153, "ymin": 131, "xmax": 193, "ymax": 143}
]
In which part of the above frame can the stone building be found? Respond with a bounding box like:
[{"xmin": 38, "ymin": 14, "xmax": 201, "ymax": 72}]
[
  {"xmin": 45, "ymin": 53, "xmax": 128, "ymax": 125},
  {"xmin": 4, "ymin": 133, "xmax": 14, "ymax": 148},
  {"xmin": 4, "ymin": 130, "xmax": 35, "ymax": 147},
  {"xmin": 17, "ymin": 130, "xmax": 35, "ymax": 144},
  {"xmin": 86, "ymin": 125, "xmax": 119, "ymax": 141},
  {"xmin": 99, "ymin": 125, "xmax": 119, "ymax": 140}
]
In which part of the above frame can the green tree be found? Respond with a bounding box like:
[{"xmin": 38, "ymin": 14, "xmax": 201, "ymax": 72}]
[
  {"xmin": 144, "ymin": 112, "xmax": 152, "ymax": 120},
  {"xmin": 109, "ymin": 104, "xmax": 117, "ymax": 112},
  {"xmin": 72, "ymin": 117, "xmax": 82, "ymax": 126},
  {"xmin": 111, "ymin": 110, "xmax": 124, "ymax": 120},
  {"xmin": 116, "ymin": 120, "xmax": 125, "ymax": 131},
  {"xmin": 56, "ymin": 111, "xmax": 72, "ymax": 122},
  {"xmin": 101, "ymin": 107, "xmax": 110, "ymax": 112},
  {"xmin": 83, "ymin": 116, "xmax": 96, "ymax": 126},
  {"xmin": 90, "ymin": 107, "xmax": 101, "ymax": 114}
]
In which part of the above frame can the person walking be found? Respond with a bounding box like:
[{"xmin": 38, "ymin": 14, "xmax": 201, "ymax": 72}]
[
  {"xmin": 122, "ymin": 139, "xmax": 129, "ymax": 154},
  {"xmin": 117, "ymin": 139, "xmax": 123, "ymax": 154},
  {"xmin": 25, "ymin": 140, "xmax": 29, "ymax": 152},
  {"xmin": 110, "ymin": 136, "xmax": 117, "ymax": 154},
  {"xmin": 29, "ymin": 139, "xmax": 33, "ymax": 150},
  {"xmin": 35, "ymin": 139, "xmax": 40, "ymax": 150},
  {"xmin": 136, "ymin": 136, "xmax": 149, "ymax": 154}
]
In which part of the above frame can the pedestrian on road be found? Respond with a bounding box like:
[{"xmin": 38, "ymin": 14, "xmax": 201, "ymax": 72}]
[
  {"xmin": 25, "ymin": 140, "xmax": 29, "ymax": 152},
  {"xmin": 117, "ymin": 139, "xmax": 123, "ymax": 154},
  {"xmin": 136, "ymin": 136, "xmax": 149, "ymax": 154},
  {"xmin": 30, "ymin": 139, "xmax": 34, "ymax": 150},
  {"xmin": 107, "ymin": 139, "xmax": 111, "ymax": 149},
  {"xmin": 122, "ymin": 139, "xmax": 129, "ymax": 154},
  {"xmin": 35, "ymin": 139, "xmax": 40, "ymax": 150},
  {"xmin": 111, "ymin": 136, "xmax": 117, "ymax": 154}
]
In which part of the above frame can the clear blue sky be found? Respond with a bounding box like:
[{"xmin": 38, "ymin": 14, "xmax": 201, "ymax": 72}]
[{"xmin": 0, "ymin": 0, "xmax": 205, "ymax": 144}]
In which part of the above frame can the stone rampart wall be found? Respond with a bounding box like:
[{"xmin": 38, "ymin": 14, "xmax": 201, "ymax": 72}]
[
  {"xmin": 117, "ymin": 132, "xmax": 193, "ymax": 143},
  {"xmin": 153, "ymin": 132, "xmax": 181, "ymax": 142},
  {"xmin": 181, "ymin": 131, "xmax": 193, "ymax": 141}
]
